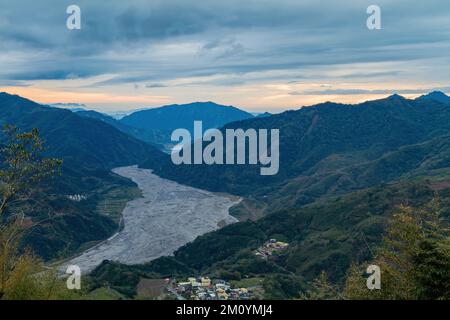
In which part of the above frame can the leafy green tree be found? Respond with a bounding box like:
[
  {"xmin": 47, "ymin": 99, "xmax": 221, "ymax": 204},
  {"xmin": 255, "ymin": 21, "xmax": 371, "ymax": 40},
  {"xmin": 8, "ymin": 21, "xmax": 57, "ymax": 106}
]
[
  {"xmin": 413, "ymin": 235, "xmax": 450, "ymax": 299},
  {"xmin": 0, "ymin": 125, "xmax": 69, "ymax": 300},
  {"xmin": 343, "ymin": 201, "xmax": 449, "ymax": 299},
  {"xmin": 299, "ymin": 271, "xmax": 340, "ymax": 300},
  {"xmin": 0, "ymin": 126, "xmax": 61, "ymax": 215}
]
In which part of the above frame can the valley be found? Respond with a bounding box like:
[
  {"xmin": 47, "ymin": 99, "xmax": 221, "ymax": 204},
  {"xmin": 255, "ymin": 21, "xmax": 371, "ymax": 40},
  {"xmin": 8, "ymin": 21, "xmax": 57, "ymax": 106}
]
[
  {"xmin": 1, "ymin": 91, "xmax": 449, "ymax": 299},
  {"xmin": 62, "ymin": 165, "xmax": 240, "ymax": 273}
]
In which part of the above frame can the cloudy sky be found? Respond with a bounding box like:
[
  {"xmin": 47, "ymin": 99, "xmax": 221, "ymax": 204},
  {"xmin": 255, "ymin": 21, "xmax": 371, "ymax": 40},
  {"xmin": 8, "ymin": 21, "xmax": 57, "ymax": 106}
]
[{"xmin": 0, "ymin": 0, "xmax": 449, "ymax": 112}]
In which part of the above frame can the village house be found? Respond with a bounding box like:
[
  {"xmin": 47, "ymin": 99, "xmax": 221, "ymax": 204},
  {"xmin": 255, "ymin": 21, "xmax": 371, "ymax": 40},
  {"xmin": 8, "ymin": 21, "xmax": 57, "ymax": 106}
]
[
  {"xmin": 171, "ymin": 276, "xmax": 254, "ymax": 300},
  {"xmin": 255, "ymin": 239, "xmax": 289, "ymax": 259}
]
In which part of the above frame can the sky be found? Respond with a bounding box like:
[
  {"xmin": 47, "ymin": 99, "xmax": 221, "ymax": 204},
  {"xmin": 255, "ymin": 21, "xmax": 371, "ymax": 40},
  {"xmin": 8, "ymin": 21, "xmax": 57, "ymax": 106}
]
[{"xmin": 0, "ymin": 0, "xmax": 450, "ymax": 113}]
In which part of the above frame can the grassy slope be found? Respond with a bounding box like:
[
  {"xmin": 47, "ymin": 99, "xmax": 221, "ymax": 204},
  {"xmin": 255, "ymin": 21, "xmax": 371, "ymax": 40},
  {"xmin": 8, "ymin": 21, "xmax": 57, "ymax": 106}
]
[{"xmin": 90, "ymin": 177, "xmax": 450, "ymax": 298}]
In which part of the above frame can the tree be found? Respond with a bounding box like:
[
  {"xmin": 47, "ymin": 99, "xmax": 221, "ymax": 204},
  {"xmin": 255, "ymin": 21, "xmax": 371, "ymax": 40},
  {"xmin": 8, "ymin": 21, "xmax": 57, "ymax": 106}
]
[
  {"xmin": 299, "ymin": 271, "xmax": 340, "ymax": 300},
  {"xmin": 0, "ymin": 125, "xmax": 66, "ymax": 299},
  {"xmin": 413, "ymin": 235, "xmax": 450, "ymax": 299},
  {"xmin": 0, "ymin": 125, "xmax": 62, "ymax": 218},
  {"xmin": 343, "ymin": 200, "xmax": 450, "ymax": 299}
]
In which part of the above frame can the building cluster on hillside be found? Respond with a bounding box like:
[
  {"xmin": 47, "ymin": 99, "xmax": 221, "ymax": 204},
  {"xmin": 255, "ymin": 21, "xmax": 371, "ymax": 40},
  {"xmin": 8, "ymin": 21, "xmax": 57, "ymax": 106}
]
[
  {"xmin": 255, "ymin": 239, "xmax": 289, "ymax": 259},
  {"xmin": 67, "ymin": 194, "xmax": 87, "ymax": 202},
  {"xmin": 172, "ymin": 277, "xmax": 253, "ymax": 300}
]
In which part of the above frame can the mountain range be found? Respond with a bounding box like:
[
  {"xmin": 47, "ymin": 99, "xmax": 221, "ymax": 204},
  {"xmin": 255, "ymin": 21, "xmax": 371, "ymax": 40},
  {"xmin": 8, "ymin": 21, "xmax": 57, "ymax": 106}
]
[
  {"xmin": 0, "ymin": 92, "xmax": 166, "ymax": 260},
  {"xmin": 67, "ymin": 101, "xmax": 256, "ymax": 151},
  {"xmin": 417, "ymin": 91, "xmax": 450, "ymax": 104},
  {"xmin": 75, "ymin": 110, "xmax": 168, "ymax": 150},
  {"xmin": 2, "ymin": 90, "xmax": 450, "ymax": 297},
  {"xmin": 0, "ymin": 93, "xmax": 255, "ymax": 260},
  {"xmin": 145, "ymin": 92, "xmax": 450, "ymax": 215},
  {"xmin": 0, "ymin": 92, "xmax": 164, "ymax": 169},
  {"xmin": 94, "ymin": 91, "xmax": 450, "ymax": 298},
  {"xmin": 120, "ymin": 101, "xmax": 254, "ymax": 132}
]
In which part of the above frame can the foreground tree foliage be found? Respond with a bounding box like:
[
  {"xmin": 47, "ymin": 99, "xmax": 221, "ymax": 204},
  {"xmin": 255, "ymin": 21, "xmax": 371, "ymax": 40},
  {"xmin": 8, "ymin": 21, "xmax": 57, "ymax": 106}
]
[
  {"xmin": 343, "ymin": 201, "xmax": 450, "ymax": 300},
  {"xmin": 299, "ymin": 271, "xmax": 340, "ymax": 300},
  {"xmin": 0, "ymin": 125, "xmax": 75, "ymax": 299}
]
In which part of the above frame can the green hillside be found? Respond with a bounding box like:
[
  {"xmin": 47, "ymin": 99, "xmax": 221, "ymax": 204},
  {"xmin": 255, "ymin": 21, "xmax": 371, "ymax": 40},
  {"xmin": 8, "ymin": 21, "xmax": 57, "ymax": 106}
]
[
  {"xmin": 121, "ymin": 101, "xmax": 254, "ymax": 134},
  {"xmin": 0, "ymin": 92, "xmax": 164, "ymax": 169},
  {"xmin": 76, "ymin": 110, "xmax": 168, "ymax": 150},
  {"xmin": 143, "ymin": 94, "xmax": 450, "ymax": 214},
  {"xmin": 93, "ymin": 93, "xmax": 450, "ymax": 298},
  {"xmin": 90, "ymin": 178, "xmax": 449, "ymax": 298},
  {"xmin": 0, "ymin": 92, "xmax": 166, "ymax": 260}
]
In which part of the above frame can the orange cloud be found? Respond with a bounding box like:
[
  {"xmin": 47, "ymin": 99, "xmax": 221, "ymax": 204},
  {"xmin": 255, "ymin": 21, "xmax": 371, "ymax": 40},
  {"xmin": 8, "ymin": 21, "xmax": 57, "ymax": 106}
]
[{"xmin": 0, "ymin": 86, "xmax": 171, "ymax": 105}]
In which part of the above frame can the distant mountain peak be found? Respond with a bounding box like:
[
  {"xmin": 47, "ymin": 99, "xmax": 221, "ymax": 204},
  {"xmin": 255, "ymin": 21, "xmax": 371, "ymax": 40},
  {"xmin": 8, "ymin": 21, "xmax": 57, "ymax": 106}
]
[
  {"xmin": 0, "ymin": 91, "xmax": 165, "ymax": 169},
  {"xmin": 417, "ymin": 91, "xmax": 450, "ymax": 104},
  {"xmin": 254, "ymin": 112, "xmax": 272, "ymax": 118},
  {"xmin": 387, "ymin": 93, "xmax": 406, "ymax": 100},
  {"xmin": 0, "ymin": 91, "xmax": 19, "ymax": 97},
  {"xmin": 171, "ymin": 101, "xmax": 234, "ymax": 109},
  {"xmin": 47, "ymin": 102, "xmax": 88, "ymax": 112},
  {"xmin": 427, "ymin": 90, "xmax": 448, "ymax": 97},
  {"xmin": 0, "ymin": 91, "xmax": 42, "ymax": 109},
  {"xmin": 120, "ymin": 101, "xmax": 254, "ymax": 132}
]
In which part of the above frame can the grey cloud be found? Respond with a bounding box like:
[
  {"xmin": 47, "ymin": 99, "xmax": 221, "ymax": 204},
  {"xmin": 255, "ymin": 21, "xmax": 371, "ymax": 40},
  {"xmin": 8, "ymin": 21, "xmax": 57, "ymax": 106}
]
[
  {"xmin": 0, "ymin": 80, "xmax": 30, "ymax": 87},
  {"xmin": 0, "ymin": 0, "xmax": 449, "ymax": 86},
  {"xmin": 340, "ymin": 71, "xmax": 403, "ymax": 79},
  {"xmin": 198, "ymin": 38, "xmax": 244, "ymax": 59},
  {"xmin": 146, "ymin": 83, "xmax": 167, "ymax": 88}
]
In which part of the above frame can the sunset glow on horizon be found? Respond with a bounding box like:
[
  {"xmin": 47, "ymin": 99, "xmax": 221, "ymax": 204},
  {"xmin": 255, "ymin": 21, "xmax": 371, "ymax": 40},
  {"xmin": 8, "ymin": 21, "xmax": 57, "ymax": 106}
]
[{"xmin": 1, "ymin": 0, "xmax": 450, "ymax": 113}]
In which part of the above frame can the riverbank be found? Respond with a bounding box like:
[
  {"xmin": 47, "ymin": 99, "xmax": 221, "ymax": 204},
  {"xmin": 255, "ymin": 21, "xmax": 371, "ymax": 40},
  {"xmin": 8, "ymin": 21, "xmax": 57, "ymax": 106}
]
[{"xmin": 61, "ymin": 165, "xmax": 240, "ymax": 274}]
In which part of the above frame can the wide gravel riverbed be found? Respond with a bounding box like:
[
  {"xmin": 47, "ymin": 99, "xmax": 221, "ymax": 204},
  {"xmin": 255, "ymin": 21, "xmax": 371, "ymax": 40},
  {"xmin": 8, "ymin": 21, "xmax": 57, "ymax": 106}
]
[{"xmin": 62, "ymin": 165, "xmax": 239, "ymax": 273}]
